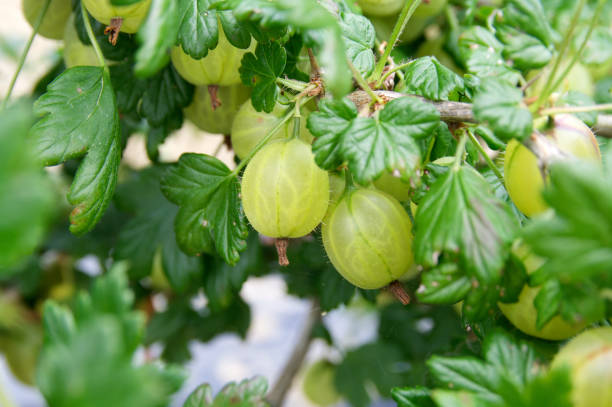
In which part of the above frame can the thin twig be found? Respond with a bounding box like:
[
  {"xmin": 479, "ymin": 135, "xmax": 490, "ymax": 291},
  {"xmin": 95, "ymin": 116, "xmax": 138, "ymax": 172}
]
[
  {"xmin": 267, "ymin": 300, "xmax": 321, "ymax": 407},
  {"xmin": 467, "ymin": 128, "xmax": 504, "ymax": 183},
  {"xmin": 2, "ymin": 0, "xmax": 51, "ymax": 109}
]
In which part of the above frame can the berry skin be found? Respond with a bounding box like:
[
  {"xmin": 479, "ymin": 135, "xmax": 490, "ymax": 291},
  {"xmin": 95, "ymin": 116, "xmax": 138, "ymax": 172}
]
[
  {"xmin": 82, "ymin": 0, "xmax": 152, "ymax": 33},
  {"xmin": 184, "ymin": 85, "xmax": 251, "ymax": 135},
  {"xmin": 499, "ymin": 244, "xmax": 586, "ymax": 341},
  {"xmin": 504, "ymin": 114, "xmax": 600, "ymax": 217},
  {"xmin": 551, "ymin": 327, "xmax": 612, "ymax": 407},
  {"xmin": 231, "ymin": 101, "xmax": 313, "ymax": 160},
  {"xmin": 373, "ymin": 172, "xmax": 410, "ymax": 202},
  {"xmin": 63, "ymin": 15, "xmax": 99, "ymax": 68},
  {"xmin": 23, "ymin": 0, "xmax": 72, "ymax": 40},
  {"xmin": 171, "ymin": 26, "xmax": 254, "ymax": 86},
  {"xmin": 241, "ymin": 138, "xmax": 329, "ymax": 238},
  {"xmin": 302, "ymin": 360, "xmax": 341, "ymax": 406},
  {"xmin": 357, "ymin": 0, "xmax": 405, "ymax": 17},
  {"xmin": 322, "ymin": 188, "xmax": 415, "ymax": 289}
]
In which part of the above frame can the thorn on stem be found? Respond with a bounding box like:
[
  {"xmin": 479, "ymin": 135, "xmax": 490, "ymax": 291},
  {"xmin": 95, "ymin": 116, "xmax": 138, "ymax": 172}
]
[
  {"xmin": 208, "ymin": 85, "xmax": 221, "ymax": 110},
  {"xmin": 386, "ymin": 280, "xmax": 411, "ymax": 305},
  {"xmin": 275, "ymin": 238, "xmax": 290, "ymax": 267},
  {"xmin": 104, "ymin": 18, "xmax": 122, "ymax": 45}
]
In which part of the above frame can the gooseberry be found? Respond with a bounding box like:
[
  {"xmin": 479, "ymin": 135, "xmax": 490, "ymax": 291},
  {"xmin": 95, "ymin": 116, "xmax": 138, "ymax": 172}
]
[
  {"xmin": 241, "ymin": 138, "xmax": 329, "ymax": 239},
  {"xmin": 82, "ymin": 0, "xmax": 152, "ymax": 33},
  {"xmin": 504, "ymin": 114, "xmax": 601, "ymax": 217},
  {"xmin": 302, "ymin": 360, "xmax": 341, "ymax": 406},
  {"xmin": 230, "ymin": 101, "xmax": 313, "ymax": 160},
  {"xmin": 63, "ymin": 15, "xmax": 99, "ymax": 68},
  {"xmin": 322, "ymin": 188, "xmax": 415, "ymax": 289},
  {"xmin": 369, "ymin": 14, "xmax": 429, "ymax": 44},
  {"xmin": 551, "ymin": 327, "xmax": 612, "ymax": 407},
  {"xmin": 22, "ymin": 0, "xmax": 72, "ymax": 40},
  {"xmin": 373, "ymin": 172, "xmax": 410, "ymax": 202},
  {"xmin": 413, "ymin": 0, "xmax": 448, "ymax": 18},
  {"xmin": 498, "ymin": 243, "xmax": 586, "ymax": 340},
  {"xmin": 171, "ymin": 25, "xmax": 254, "ymax": 87},
  {"xmin": 526, "ymin": 59, "xmax": 595, "ymax": 97},
  {"xmin": 356, "ymin": 0, "xmax": 405, "ymax": 17},
  {"xmin": 184, "ymin": 85, "xmax": 251, "ymax": 135}
]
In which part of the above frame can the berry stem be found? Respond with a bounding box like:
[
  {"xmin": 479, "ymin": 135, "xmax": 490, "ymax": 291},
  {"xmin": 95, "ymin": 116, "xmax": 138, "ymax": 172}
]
[
  {"xmin": 540, "ymin": 103, "xmax": 612, "ymax": 116},
  {"xmin": 546, "ymin": 0, "xmax": 606, "ymax": 97},
  {"xmin": 387, "ymin": 281, "xmax": 411, "ymax": 305},
  {"xmin": 275, "ymin": 238, "xmax": 290, "ymax": 267},
  {"xmin": 466, "ymin": 128, "xmax": 504, "ymax": 184},
  {"xmin": 453, "ymin": 130, "xmax": 468, "ymax": 170},
  {"xmin": 370, "ymin": 0, "xmax": 423, "ymax": 84},
  {"xmin": 532, "ymin": 0, "xmax": 586, "ymax": 112},
  {"xmin": 377, "ymin": 60, "xmax": 415, "ymax": 89},
  {"xmin": 81, "ymin": 0, "xmax": 108, "ymax": 72},
  {"xmin": 276, "ymin": 77, "xmax": 309, "ymax": 92},
  {"xmin": 2, "ymin": 0, "xmax": 51, "ymax": 110}
]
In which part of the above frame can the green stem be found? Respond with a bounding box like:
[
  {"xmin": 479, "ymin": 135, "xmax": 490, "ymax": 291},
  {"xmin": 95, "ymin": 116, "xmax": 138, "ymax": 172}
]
[
  {"xmin": 532, "ymin": 0, "xmax": 586, "ymax": 111},
  {"xmin": 2, "ymin": 0, "xmax": 51, "ymax": 109},
  {"xmin": 370, "ymin": 0, "xmax": 422, "ymax": 84},
  {"xmin": 232, "ymin": 97, "xmax": 313, "ymax": 175},
  {"xmin": 467, "ymin": 129, "xmax": 504, "ymax": 183},
  {"xmin": 547, "ymin": 0, "xmax": 606, "ymax": 97},
  {"xmin": 540, "ymin": 103, "xmax": 612, "ymax": 116},
  {"xmin": 348, "ymin": 59, "xmax": 382, "ymax": 105},
  {"xmin": 453, "ymin": 130, "xmax": 467, "ymax": 170},
  {"xmin": 81, "ymin": 1, "xmax": 107, "ymax": 71},
  {"xmin": 377, "ymin": 60, "xmax": 414, "ymax": 89},
  {"xmin": 424, "ymin": 134, "xmax": 436, "ymax": 164},
  {"xmin": 276, "ymin": 77, "xmax": 309, "ymax": 92}
]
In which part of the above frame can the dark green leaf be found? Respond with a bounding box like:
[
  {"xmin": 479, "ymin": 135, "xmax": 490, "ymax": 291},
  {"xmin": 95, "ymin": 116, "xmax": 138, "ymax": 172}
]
[
  {"xmin": 140, "ymin": 64, "xmax": 194, "ymax": 127},
  {"xmin": 503, "ymin": 0, "xmax": 556, "ymax": 47},
  {"xmin": 497, "ymin": 25, "xmax": 552, "ymax": 70},
  {"xmin": 161, "ymin": 154, "xmax": 248, "ymax": 264},
  {"xmin": 177, "ymin": 0, "xmax": 219, "ymax": 59},
  {"xmin": 339, "ymin": 12, "xmax": 375, "ymax": 77},
  {"xmin": 31, "ymin": 66, "xmax": 120, "ymax": 234},
  {"xmin": 392, "ymin": 386, "xmax": 435, "ymax": 407},
  {"xmin": 473, "ymin": 79, "xmax": 532, "ymax": 142},
  {"xmin": 401, "ymin": 56, "xmax": 464, "ymax": 101},
  {"xmin": 240, "ymin": 42, "xmax": 287, "ymax": 113}
]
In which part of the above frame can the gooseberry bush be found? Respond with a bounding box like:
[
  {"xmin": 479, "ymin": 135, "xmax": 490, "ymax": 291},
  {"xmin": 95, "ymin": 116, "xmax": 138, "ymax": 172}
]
[{"xmin": 1, "ymin": 0, "xmax": 612, "ymax": 406}]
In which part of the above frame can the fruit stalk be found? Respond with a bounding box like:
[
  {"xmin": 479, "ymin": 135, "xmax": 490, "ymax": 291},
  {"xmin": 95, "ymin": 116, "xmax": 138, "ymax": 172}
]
[
  {"xmin": 370, "ymin": 0, "xmax": 423, "ymax": 84},
  {"xmin": 466, "ymin": 128, "xmax": 504, "ymax": 183},
  {"xmin": 2, "ymin": 0, "xmax": 51, "ymax": 109},
  {"xmin": 266, "ymin": 300, "xmax": 321, "ymax": 407},
  {"xmin": 81, "ymin": 0, "xmax": 107, "ymax": 70}
]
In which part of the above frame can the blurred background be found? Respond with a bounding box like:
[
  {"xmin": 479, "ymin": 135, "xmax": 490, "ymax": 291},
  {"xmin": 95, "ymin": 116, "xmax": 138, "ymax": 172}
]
[{"xmin": 0, "ymin": 1, "xmax": 393, "ymax": 406}]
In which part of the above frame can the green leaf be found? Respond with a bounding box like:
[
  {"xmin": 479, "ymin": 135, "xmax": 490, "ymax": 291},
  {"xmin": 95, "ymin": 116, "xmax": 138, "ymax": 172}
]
[
  {"xmin": 114, "ymin": 167, "xmax": 203, "ymax": 293},
  {"xmin": 339, "ymin": 12, "xmax": 375, "ymax": 77},
  {"xmin": 503, "ymin": 0, "xmax": 556, "ymax": 47},
  {"xmin": 417, "ymin": 264, "xmax": 472, "ymax": 304},
  {"xmin": 392, "ymin": 387, "xmax": 435, "ymax": 407},
  {"xmin": 135, "ymin": 0, "xmax": 180, "ymax": 77},
  {"xmin": 240, "ymin": 42, "xmax": 287, "ymax": 113},
  {"xmin": 41, "ymin": 301, "xmax": 75, "ymax": 346},
  {"xmin": 0, "ymin": 103, "xmax": 55, "ymax": 268},
  {"xmin": 212, "ymin": 376, "xmax": 269, "ymax": 406},
  {"xmin": 497, "ymin": 25, "xmax": 552, "ymax": 71},
  {"xmin": 31, "ymin": 66, "xmax": 120, "ymax": 235},
  {"xmin": 335, "ymin": 342, "xmax": 408, "ymax": 407},
  {"xmin": 523, "ymin": 156, "xmax": 612, "ymax": 325},
  {"xmin": 140, "ymin": 64, "xmax": 194, "ymax": 127},
  {"xmin": 308, "ymin": 97, "xmax": 439, "ymax": 183},
  {"xmin": 401, "ymin": 56, "xmax": 464, "ymax": 101},
  {"xmin": 473, "ymin": 79, "xmax": 532, "ymax": 142},
  {"xmin": 161, "ymin": 154, "xmax": 248, "ymax": 264},
  {"xmin": 231, "ymin": 0, "xmax": 351, "ymax": 97},
  {"xmin": 177, "ymin": 0, "xmax": 219, "ymax": 59},
  {"xmin": 431, "ymin": 390, "xmax": 495, "ymax": 407},
  {"xmin": 414, "ymin": 164, "xmax": 517, "ymax": 286},
  {"xmin": 574, "ymin": 26, "xmax": 612, "ymax": 65},
  {"xmin": 482, "ymin": 330, "xmax": 537, "ymax": 387},
  {"xmin": 184, "ymin": 384, "xmax": 213, "ymax": 407},
  {"xmin": 522, "ymin": 366, "xmax": 572, "ymax": 407}
]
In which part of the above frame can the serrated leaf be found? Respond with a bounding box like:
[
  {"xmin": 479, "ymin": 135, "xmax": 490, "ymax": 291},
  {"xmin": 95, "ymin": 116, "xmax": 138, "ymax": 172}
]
[
  {"xmin": 213, "ymin": 376, "xmax": 269, "ymax": 406},
  {"xmin": 308, "ymin": 97, "xmax": 439, "ymax": 183},
  {"xmin": 140, "ymin": 64, "xmax": 194, "ymax": 126},
  {"xmin": 0, "ymin": 103, "xmax": 55, "ymax": 268},
  {"xmin": 483, "ymin": 330, "xmax": 537, "ymax": 387},
  {"xmin": 41, "ymin": 301, "xmax": 75, "ymax": 346},
  {"xmin": 417, "ymin": 264, "xmax": 472, "ymax": 304},
  {"xmin": 183, "ymin": 384, "xmax": 213, "ymax": 407},
  {"xmin": 114, "ymin": 167, "xmax": 203, "ymax": 293},
  {"xmin": 503, "ymin": 0, "xmax": 555, "ymax": 47},
  {"xmin": 473, "ymin": 79, "xmax": 532, "ymax": 142},
  {"xmin": 392, "ymin": 386, "xmax": 435, "ymax": 407},
  {"xmin": 240, "ymin": 42, "xmax": 287, "ymax": 113},
  {"xmin": 497, "ymin": 25, "xmax": 552, "ymax": 71},
  {"xmin": 339, "ymin": 12, "xmax": 375, "ymax": 77},
  {"xmin": 135, "ymin": 0, "xmax": 180, "ymax": 76},
  {"xmin": 30, "ymin": 66, "xmax": 120, "ymax": 235},
  {"xmin": 414, "ymin": 164, "xmax": 517, "ymax": 285},
  {"xmin": 402, "ymin": 56, "xmax": 464, "ymax": 101},
  {"xmin": 161, "ymin": 154, "xmax": 247, "ymax": 264},
  {"xmin": 177, "ymin": 0, "xmax": 219, "ymax": 59}
]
